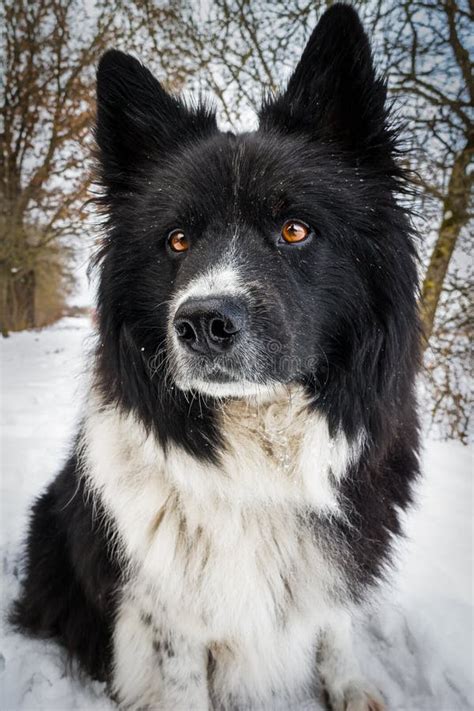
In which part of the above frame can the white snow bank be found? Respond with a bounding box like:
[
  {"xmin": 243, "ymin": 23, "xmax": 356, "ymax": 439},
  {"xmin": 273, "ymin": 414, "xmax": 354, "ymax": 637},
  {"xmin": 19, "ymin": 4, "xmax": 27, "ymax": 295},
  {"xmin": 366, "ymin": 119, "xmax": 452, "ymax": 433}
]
[{"xmin": 1, "ymin": 318, "xmax": 472, "ymax": 710}]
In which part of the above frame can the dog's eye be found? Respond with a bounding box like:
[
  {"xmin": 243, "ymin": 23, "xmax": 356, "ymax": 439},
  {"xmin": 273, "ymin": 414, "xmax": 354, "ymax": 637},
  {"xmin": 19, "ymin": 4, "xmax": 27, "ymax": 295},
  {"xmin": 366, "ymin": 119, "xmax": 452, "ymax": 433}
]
[
  {"xmin": 281, "ymin": 220, "xmax": 310, "ymax": 244},
  {"xmin": 168, "ymin": 229, "xmax": 189, "ymax": 253}
]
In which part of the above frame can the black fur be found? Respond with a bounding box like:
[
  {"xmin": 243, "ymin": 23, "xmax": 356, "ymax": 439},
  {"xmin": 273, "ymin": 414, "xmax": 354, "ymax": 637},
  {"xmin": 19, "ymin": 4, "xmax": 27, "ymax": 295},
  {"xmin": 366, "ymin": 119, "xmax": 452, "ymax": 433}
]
[
  {"xmin": 12, "ymin": 3, "xmax": 420, "ymax": 693},
  {"xmin": 11, "ymin": 451, "xmax": 120, "ymax": 680}
]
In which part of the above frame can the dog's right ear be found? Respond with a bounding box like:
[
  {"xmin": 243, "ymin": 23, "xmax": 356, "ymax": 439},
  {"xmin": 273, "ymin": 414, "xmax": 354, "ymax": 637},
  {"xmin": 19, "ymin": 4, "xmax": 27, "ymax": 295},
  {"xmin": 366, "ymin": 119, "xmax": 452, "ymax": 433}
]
[{"xmin": 96, "ymin": 50, "xmax": 216, "ymax": 191}]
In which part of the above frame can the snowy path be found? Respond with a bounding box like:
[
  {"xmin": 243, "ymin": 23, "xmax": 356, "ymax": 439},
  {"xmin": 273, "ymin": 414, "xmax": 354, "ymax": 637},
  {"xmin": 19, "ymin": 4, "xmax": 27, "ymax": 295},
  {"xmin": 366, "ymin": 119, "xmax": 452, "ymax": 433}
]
[{"xmin": 1, "ymin": 317, "xmax": 472, "ymax": 710}]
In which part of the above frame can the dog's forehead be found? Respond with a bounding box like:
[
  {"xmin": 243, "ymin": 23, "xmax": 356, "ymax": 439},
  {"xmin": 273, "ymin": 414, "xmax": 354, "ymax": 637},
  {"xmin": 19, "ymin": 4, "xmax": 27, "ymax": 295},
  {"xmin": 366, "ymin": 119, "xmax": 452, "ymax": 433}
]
[
  {"xmin": 149, "ymin": 131, "xmax": 353, "ymax": 233},
  {"xmin": 162, "ymin": 131, "xmax": 313, "ymax": 211}
]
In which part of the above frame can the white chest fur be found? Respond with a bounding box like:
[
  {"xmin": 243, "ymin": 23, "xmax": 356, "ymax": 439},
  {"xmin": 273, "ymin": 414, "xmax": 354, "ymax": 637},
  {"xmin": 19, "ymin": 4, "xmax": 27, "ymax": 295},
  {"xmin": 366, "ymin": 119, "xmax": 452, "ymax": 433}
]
[{"xmin": 81, "ymin": 389, "xmax": 361, "ymax": 702}]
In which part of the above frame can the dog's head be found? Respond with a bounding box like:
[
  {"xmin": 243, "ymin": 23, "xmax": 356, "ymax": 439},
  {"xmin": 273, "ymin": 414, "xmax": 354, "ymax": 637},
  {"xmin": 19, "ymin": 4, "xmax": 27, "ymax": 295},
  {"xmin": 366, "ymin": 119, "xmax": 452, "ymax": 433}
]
[{"xmin": 94, "ymin": 5, "xmax": 419, "ymax": 452}]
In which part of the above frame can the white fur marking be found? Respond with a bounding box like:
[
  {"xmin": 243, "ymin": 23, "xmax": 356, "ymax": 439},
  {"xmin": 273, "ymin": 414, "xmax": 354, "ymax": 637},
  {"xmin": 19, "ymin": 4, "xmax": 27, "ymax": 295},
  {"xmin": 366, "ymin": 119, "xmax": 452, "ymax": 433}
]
[
  {"xmin": 81, "ymin": 388, "xmax": 365, "ymax": 707},
  {"xmin": 171, "ymin": 260, "xmax": 246, "ymax": 316},
  {"xmin": 173, "ymin": 378, "xmax": 283, "ymax": 400}
]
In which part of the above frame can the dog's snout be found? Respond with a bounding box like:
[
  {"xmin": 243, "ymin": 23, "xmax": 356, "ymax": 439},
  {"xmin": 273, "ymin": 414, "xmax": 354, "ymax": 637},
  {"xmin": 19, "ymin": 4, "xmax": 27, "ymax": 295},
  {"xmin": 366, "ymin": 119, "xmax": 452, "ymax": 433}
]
[{"xmin": 174, "ymin": 297, "xmax": 246, "ymax": 355}]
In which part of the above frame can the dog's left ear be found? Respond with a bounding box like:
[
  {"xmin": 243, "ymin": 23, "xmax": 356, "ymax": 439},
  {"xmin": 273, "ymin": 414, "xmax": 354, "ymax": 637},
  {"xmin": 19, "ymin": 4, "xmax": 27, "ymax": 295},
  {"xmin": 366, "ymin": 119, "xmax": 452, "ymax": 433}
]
[{"xmin": 259, "ymin": 5, "xmax": 391, "ymax": 156}]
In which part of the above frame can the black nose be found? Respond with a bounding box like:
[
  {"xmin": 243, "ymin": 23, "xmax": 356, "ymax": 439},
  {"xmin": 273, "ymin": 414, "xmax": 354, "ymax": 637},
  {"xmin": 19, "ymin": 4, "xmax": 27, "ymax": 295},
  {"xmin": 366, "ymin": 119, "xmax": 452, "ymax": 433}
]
[{"xmin": 174, "ymin": 297, "xmax": 246, "ymax": 355}]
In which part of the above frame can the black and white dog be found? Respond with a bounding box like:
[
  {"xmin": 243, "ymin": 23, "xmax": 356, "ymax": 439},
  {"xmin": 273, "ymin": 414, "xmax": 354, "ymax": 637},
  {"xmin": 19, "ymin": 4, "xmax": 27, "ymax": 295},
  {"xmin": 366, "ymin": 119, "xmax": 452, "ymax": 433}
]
[{"xmin": 13, "ymin": 5, "xmax": 420, "ymax": 710}]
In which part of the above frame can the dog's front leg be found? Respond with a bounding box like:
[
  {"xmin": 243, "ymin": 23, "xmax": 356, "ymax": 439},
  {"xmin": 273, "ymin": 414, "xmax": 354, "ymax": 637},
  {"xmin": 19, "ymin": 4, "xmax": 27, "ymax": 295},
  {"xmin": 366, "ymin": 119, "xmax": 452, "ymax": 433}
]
[
  {"xmin": 317, "ymin": 609, "xmax": 385, "ymax": 711},
  {"xmin": 112, "ymin": 595, "xmax": 210, "ymax": 710}
]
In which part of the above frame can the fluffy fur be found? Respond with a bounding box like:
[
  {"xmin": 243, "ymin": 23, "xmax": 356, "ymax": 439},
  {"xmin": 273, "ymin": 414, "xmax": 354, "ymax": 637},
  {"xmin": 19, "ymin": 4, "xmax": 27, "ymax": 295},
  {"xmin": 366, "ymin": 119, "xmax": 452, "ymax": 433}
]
[{"xmin": 12, "ymin": 5, "xmax": 420, "ymax": 710}]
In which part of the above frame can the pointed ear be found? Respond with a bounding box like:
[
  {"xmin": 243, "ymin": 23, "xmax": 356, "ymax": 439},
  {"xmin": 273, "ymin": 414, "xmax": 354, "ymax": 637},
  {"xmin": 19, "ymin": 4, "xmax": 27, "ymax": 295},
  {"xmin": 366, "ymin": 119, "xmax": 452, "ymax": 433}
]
[
  {"xmin": 259, "ymin": 5, "xmax": 391, "ymax": 155},
  {"xmin": 96, "ymin": 50, "xmax": 217, "ymax": 190}
]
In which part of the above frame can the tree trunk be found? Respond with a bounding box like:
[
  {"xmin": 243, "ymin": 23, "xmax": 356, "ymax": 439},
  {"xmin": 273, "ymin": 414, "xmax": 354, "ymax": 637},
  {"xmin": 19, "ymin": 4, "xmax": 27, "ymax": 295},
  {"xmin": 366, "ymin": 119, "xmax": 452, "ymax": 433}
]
[
  {"xmin": 0, "ymin": 268, "xmax": 36, "ymax": 333},
  {"xmin": 0, "ymin": 264, "xmax": 10, "ymax": 337},
  {"xmin": 420, "ymin": 132, "xmax": 473, "ymax": 344}
]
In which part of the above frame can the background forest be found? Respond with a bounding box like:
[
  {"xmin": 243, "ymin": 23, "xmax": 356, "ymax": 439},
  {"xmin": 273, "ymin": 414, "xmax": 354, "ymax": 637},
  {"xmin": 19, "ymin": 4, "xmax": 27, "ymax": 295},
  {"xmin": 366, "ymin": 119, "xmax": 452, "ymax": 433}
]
[{"xmin": 1, "ymin": 0, "xmax": 472, "ymax": 441}]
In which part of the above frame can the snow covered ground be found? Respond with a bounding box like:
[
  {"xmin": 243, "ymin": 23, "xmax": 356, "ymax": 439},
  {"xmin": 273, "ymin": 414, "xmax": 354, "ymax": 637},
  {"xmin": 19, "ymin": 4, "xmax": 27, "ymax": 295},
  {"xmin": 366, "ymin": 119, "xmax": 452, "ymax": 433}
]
[{"xmin": 1, "ymin": 317, "xmax": 472, "ymax": 710}]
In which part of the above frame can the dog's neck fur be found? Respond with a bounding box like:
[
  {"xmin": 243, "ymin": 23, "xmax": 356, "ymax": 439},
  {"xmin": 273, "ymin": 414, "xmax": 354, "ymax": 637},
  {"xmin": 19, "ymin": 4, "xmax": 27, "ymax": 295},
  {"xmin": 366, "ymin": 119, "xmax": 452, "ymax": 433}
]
[{"xmin": 83, "ymin": 384, "xmax": 362, "ymax": 515}]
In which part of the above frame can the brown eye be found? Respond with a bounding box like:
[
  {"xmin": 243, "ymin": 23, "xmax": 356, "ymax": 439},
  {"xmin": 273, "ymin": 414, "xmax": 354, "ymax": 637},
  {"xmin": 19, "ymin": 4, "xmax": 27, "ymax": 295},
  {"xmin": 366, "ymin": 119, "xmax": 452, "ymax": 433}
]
[
  {"xmin": 168, "ymin": 229, "xmax": 189, "ymax": 253},
  {"xmin": 281, "ymin": 220, "xmax": 310, "ymax": 244}
]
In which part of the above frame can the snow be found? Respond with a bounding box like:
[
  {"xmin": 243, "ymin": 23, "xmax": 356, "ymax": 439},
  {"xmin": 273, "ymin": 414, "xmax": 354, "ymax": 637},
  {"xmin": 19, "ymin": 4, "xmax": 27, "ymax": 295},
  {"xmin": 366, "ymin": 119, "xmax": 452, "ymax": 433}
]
[{"xmin": 1, "ymin": 317, "xmax": 472, "ymax": 710}]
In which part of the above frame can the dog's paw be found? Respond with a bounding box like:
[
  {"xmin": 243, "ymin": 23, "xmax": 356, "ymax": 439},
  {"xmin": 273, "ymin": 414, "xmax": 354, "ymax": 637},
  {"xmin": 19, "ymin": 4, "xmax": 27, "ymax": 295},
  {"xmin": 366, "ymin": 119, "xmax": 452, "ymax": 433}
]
[{"xmin": 325, "ymin": 681, "xmax": 385, "ymax": 711}]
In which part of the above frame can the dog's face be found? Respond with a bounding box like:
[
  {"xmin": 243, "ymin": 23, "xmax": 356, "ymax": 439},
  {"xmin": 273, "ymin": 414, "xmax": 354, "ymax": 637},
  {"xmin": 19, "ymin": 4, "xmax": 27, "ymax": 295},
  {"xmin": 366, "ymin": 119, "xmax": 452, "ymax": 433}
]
[
  {"xmin": 95, "ymin": 7, "xmax": 416, "ymax": 419},
  {"xmin": 129, "ymin": 131, "xmax": 370, "ymax": 399}
]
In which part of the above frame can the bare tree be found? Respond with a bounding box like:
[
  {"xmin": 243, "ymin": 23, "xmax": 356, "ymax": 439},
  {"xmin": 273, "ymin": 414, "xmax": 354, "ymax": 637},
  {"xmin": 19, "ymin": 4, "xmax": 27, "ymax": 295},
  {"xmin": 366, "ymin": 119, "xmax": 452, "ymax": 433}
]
[
  {"xmin": 0, "ymin": 0, "xmax": 115, "ymax": 333},
  {"xmin": 377, "ymin": 0, "xmax": 472, "ymax": 338},
  {"xmin": 374, "ymin": 0, "xmax": 473, "ymax": 438}
]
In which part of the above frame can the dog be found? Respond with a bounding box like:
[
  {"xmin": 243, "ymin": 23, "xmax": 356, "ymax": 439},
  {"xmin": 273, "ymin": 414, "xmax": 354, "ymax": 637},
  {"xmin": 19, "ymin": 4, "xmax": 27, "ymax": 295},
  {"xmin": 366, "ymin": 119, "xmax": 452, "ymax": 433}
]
[{"xmin": 12, "ymin": 5, "xmax": 420, "ymax": 710}]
